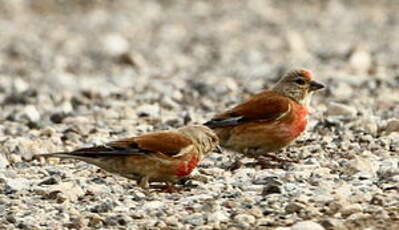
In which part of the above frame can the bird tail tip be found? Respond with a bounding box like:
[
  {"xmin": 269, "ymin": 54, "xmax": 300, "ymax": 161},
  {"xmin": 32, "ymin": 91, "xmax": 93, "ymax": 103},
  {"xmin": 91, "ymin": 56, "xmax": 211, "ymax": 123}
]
[{"xmin": 34, "ymin": 152, "xmax": 72, "ymax": 159}]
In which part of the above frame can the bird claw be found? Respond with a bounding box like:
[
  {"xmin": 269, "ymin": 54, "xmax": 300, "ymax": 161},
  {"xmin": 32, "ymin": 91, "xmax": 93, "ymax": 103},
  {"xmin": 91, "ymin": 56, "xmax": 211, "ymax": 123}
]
[
  {"xmin": 237, "ymin": 152, "xmax": 299, "ymax": 169},
  {"xmin": 251, "ymin": 158, "xmax": 281, "ymax": 169},
  {"xmin": 259, "ymin": 153, "xmax": 298, "ymax": 164},
  {"xmin": 150, "ymin": 184, "xmax": 183, "ymax": 193},
  {"xmin": 228, "ymin": 153, "xmax": 297, "ymax": 170},
  {"xmin": 183, "ymin": 174, "xmax": 209, "ymax": 184},
  {"xmin": 226, "ymin": 159, "xmax": 243, "ymax": 171}
]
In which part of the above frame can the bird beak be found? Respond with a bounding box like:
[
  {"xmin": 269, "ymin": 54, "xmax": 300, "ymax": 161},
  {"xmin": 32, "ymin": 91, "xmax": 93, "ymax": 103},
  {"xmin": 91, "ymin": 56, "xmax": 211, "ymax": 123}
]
[
  {"xmin": 309, "ymin": 81, "xmax": 325, "ymax": 91},
  {"xmin": 214, "ymin": 145, "xmax": 223, "ymax": 153}
]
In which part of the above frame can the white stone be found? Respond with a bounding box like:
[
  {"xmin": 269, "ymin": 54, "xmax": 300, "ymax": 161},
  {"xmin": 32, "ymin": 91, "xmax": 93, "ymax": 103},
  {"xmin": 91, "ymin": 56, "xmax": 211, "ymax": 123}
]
[
  {"xmin": 349, "ymin": 47, "xmax": 371, "ymax": 74},
  {"xmin": 1, "ymin": 177, "xmax": 31, "ymax": 191},
  {"xmin": 333, "ymin": 82, "xmax": 354, "ymax": 100},
  {"xmin": 13, "ymin": 78, "xmax": 29, "ymax": 93},
  {"xmin": 180, "ymin": 194, "xmax": 214, "ymax": 204},
  {"xmin": 327, "ymin": 102, "xmax": 357, "ymax": 117},
  {"xmin": 362, "ymin": 119, "xmax": 378, "ymax": 134},
  {"xmin": 22, "ymin": 105, "xmax": 41, "ymax": 122},
  {"xmin": 286, "ymin": 31, "xmax": 308, "ymax": 55},
  {"xmin": 234, "ymin": 214, "xmax": 255, "ymax": 228},
  {"xmin": 348, "ymin": 156, "xmax": 378, "ymax": 178},
  {"xmin": 102, "ymin": 33, "xmax": 129, "ymax": 56},
  {"xmin": 8, "ymin": 153, "xmax": 22, "ymax": 164},
  {"xmin": 136, "ymin": 104, "xmax": 160, "ymax": 117},
  {"xmin": 341, "ymin": 203, "xmax": 363, "ymax": 217},
  {"xmin": 142, "ymin": 201, "xmax": 164, "ymax": 210},
  {"xmin": 165, "ymin": 215, "xmax": 179, "ymax": 226},
  {"xmin": 291, "ymin": 221, "xmax": 325, "ymax": 230},
  {"xmin": 0, "ymin": 153, "xmax": 9, "ymax": 168},
  {"xmin": 207, "ymin": 210, "xmax": 229, "ymax": 223},
  {"xmin": 49, "ymin": 182, "xmax": 84, "ymax": 201}
]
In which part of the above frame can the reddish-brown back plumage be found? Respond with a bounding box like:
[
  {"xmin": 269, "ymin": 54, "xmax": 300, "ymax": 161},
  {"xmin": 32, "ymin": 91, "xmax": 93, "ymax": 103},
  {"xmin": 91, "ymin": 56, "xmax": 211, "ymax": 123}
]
[
  {"xmin": 111, "ymin": 131, "xmax": 193, "ymax": 156},
  {"xmin": 214, "ymin": 92, "xmax": 291, "ymax": 122}
]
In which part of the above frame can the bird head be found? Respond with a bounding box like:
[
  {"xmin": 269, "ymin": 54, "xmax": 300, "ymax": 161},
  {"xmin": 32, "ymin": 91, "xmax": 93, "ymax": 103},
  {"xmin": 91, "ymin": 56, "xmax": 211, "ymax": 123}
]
[
  {"xmin": 272, "ymin": 68, "xmax": 324, "ymax": 106},
  {"xmin": 178, "ymin": 125, "xmax": 220, "ymax": 155}
]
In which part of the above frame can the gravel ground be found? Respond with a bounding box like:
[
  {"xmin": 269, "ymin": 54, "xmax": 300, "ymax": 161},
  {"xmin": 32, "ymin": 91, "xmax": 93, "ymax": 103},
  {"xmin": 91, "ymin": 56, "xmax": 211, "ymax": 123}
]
[{"xmin": 1, "ymin": 1, "xmax": 399, "ymax": 229}]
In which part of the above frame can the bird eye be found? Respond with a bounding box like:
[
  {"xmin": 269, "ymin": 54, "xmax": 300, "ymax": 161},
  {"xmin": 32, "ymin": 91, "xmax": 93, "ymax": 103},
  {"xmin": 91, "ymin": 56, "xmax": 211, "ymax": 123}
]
[{"xmin": 295, "ymin": 79, "xmax": 305, "ymax": 85}]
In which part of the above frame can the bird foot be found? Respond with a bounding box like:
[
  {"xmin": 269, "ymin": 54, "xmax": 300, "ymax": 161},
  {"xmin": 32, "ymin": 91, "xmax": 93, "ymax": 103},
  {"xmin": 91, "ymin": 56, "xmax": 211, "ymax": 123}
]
[
  {"xmin": 150, "ymin": 184, "xmax": 183, "ymax": 193},
  {"xmin": 226, "ymin": 153, "xmax": 298, "ymax": 170},
  {"xmin": 243, "ymin": 153, "xmax": 298, "ymax": 169},
  {"xmin": 260, "ymin": 153, "xmax": 298, "ymax": 164},
  {"xmin": 251, "ymin": 158, "xmax": 281, "ymax": 169},
  {"xmin": 226, "ymin": 159, "xmax": 244, "ymax": 171},
  {"xmin": 182, "ymin": 174, "xmax": 209, "ymax": 184}
]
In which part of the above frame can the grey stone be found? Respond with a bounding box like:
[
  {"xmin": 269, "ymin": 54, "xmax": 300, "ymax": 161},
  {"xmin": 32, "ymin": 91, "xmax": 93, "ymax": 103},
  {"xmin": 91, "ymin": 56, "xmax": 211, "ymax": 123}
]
[
  {"xmin": 320, "ymin": 218, "xmax": 348, "ymax": 230},
  {"xmin": 234, "ymin": 214, "xmax": 256, "ymax": 229},
  {"xmin": 183, "ymin": 213, "xmax": 205, "ymax": 226},
  {"xmin": 384, "ymin": 119, "xmax": 399, "ymax": 134},
  {"xmin": 1, "ymin": 177, "xmax": 31, "ymax": 192}
]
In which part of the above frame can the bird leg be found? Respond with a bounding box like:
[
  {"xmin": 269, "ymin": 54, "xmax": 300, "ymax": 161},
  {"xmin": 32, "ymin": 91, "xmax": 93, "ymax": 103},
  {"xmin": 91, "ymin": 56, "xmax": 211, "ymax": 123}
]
[
  {"xmin": 241, "ymin": 151, "xmax": 298, "ymax": 169},
  {"xmin": 259, "ymin": 152, "xmax": 298, "ymax": 163},
  {"xmin": 138, "ymin": 176, "xmax": 150, "ymax": 189},
  {"xmin": 179, "ymin": 174, "xmax": 208, "ymax": 185},
  {"xmin": 150, "ymin": 183, "xmax": 182, "ymax": 193},
  {"xmin": 137, "ymin": 177, "xmax": 181, "ymax": 193},
  {"xmin": 226, "ymin": 158, "xmax": 244, "ymax": 171},
  {"xmin": 252, "ymin": 153, "xmax": 298, "ymax": 169},
  {"xmin": 250, "ymin": 156, "xmax": 281, "ymax": 169}
]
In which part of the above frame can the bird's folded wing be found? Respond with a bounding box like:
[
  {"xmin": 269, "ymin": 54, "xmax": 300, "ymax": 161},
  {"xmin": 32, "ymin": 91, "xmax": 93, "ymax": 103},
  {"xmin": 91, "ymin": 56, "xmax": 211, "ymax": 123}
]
[
  {"xmin": 38, "ymin": 131, "xmax": 194, "ymax": 159},
  {"xmin": 108, "ymin": 131, "xmax": 194, "ymax": 157},
  {"xmin": 204, "ymin": 92, "xmax": 292, "ymax": 128}
]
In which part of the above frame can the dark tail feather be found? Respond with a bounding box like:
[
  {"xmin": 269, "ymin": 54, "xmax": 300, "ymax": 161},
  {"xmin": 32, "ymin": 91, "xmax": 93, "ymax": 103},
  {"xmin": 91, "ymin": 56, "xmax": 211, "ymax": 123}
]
[
  {"xmin": 35, "ymin": 152, "xmax": 82, "ymax": 160},
  {"xmin": 203, "ymin": 120, "xmax": 215, "ymax": 128},
  {"xmin": 203, "ymin": 116, "xmax": 243, "ymax": 129},
  {"xmin": 35, "ymin": 150, "xmax": 146, "ymax": 160}
]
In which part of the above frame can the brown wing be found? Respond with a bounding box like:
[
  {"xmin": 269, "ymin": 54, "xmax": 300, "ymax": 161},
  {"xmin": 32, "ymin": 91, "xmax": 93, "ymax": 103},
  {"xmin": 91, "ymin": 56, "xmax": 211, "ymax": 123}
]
[
  {"xmin": 110, "ymin": 131, "xmax": 193, "ymax": 156},
  {"xmin": 64, "ymin": 130, "xmax": 193, "ymax": 158},
  {"xmin": 204, "ymin": 91, "xmax": 292, "ymax": 128}
]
